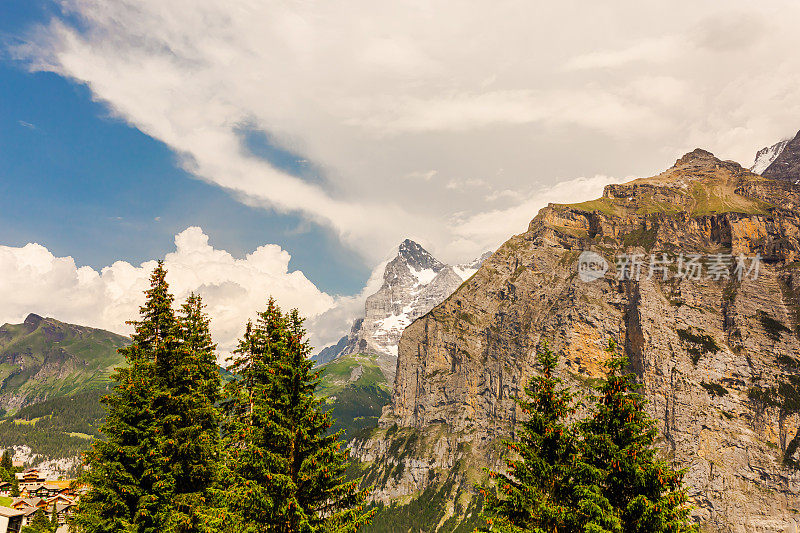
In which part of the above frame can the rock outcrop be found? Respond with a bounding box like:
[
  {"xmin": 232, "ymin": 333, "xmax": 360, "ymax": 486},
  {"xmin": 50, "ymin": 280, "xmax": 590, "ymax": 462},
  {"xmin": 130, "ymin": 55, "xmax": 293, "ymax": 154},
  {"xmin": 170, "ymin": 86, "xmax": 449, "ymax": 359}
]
[{"xmin": 353, "ymin": 149, "xmax": 800, "ymax": 532}]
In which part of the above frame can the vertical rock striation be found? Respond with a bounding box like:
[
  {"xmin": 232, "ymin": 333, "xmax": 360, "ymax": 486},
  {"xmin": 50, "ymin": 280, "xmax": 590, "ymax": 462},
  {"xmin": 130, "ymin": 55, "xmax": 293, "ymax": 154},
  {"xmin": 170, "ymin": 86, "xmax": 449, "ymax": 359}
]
[{"xmin": 353, "ymin": 150, "xmax": 800, "ymax": 532}]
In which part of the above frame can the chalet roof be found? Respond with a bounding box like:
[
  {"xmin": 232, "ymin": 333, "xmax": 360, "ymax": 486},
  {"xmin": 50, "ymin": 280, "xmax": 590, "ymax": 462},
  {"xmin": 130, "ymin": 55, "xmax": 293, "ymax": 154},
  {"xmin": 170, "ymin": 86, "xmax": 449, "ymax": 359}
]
[
  {"xmin": 11, "ymin": 497, "xmax": 43, "ymax": 508},
  {"xmin": 0, "ymin": 506, "xmax": 23, "ymax": 517},
  {"xmin": 46, "ymin": 494, "xmax": 75, "ymax": 504},
  {"xmin": 55, "ymin": 502, "xmax": 75, "ymax": 513}
]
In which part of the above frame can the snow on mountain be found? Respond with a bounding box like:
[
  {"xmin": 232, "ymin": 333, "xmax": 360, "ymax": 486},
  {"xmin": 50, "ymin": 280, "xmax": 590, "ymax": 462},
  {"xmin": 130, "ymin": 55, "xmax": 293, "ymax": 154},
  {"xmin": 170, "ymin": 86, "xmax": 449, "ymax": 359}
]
[
  {"xmin": 751, "ymin": 138, "xmax": 790, "ymax": 174},
  {"xmin": 314, "ymin": 240, "xmax": 491, "ymax": 381}
]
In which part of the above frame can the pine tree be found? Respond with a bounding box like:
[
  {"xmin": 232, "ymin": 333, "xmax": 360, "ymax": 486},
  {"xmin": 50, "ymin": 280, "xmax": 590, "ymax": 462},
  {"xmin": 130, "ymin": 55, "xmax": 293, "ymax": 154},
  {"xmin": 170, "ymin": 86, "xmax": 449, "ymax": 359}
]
[
  {"xmin": 218, "ymin": 299, "xmax": 373, "ymax": 532},
  {"xmin": 73, "ymin": 262, "xmax": 177, "ymax": 532},
  {"xmin": 11, "ymin": 476, "xmax": 19, "ymax": 497},
  {"xmin": 1, "ymin": 449, "xmax": 12, "ymax": 471},
  {"xmin": 51, "ymin": 506, "xmax": 59, "ymax": 530},
  {"xmin": 480, "ymin": 344, "xmax": 618, "ymax": 533},
  {"xmin": 578, "ymin": 340, "xmax": 696, "ymax": 533},
  {"xmin": 162, "ymin": 294, "xmax": 222, "ymax": 532}
]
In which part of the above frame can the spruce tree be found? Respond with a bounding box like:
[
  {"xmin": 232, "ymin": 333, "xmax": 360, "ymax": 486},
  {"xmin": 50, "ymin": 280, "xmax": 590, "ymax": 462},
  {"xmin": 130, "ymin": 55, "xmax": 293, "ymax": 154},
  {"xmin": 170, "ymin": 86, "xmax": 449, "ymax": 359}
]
[
  {"xmin": 74, "ymin": 263, "xmax": 222, "ymax": 533},
  {"xmin": 218, "ymin": 299, "xmax": 373, "ymax": 532},
  {"xmin": 162, "ymin": 294, "xmax": 222, "ymax": 532},
  {"xmin": 1, "ymin": 449, "xmax": 12, "ymax": 471},
  {"xmin": 578, "ymin": 341, "xmax": 696, "ymax": 533},
  {"xmin": 73, "ymin": 262, "xmax": 177, "ymax": 532},
  {"xmin": 480, "ymin": 344, "xmax": 618, "ymax": 533}
]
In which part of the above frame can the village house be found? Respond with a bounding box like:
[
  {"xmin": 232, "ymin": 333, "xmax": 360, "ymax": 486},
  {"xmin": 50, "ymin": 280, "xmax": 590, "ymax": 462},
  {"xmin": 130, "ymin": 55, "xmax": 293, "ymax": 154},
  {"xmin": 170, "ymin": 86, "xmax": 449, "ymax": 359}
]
[
  {"xmin": 14, "ymin": 469, "xmax": 45, "ymax": 493},
  {"xmin": 0, "ymin": 507, "xmax": 22, "ymax": 533}
]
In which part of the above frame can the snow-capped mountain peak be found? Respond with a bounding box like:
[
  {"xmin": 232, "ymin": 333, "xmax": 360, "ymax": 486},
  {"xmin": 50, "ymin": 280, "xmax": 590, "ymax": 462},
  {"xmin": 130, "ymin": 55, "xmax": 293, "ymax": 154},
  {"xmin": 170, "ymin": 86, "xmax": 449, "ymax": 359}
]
[
  {"xmin": 752, "ymin": 139, "xmax": 790, "ymax": 174},
  {"xmin": 313, "ymin": 241, "xmax": 492, "ymax": 380}
]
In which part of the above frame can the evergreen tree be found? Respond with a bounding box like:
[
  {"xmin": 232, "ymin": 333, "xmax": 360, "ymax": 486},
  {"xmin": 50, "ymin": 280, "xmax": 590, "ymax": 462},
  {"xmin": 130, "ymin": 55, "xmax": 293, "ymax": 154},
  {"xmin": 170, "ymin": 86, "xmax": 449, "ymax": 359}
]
[
  {"xmin": 74, "ymin": 263, "xmax": 221, "ymax": 532},
  {"xmin": 578, "ymin": 340, "xmax": 696, "ymax": 533},
  {"xmin": 26, "ymin": 510, "xmax": 53, "ymax": 532},
  {"xmin": 218, "ymin": 299, "xmax": 373, "ymax": 532},
  {"xmin": 162, "ymin": 294, "xmax": 222, "ymax": 532},
  {"xmin": 51, "ymin": 506, "xmax": 59, "ymax": 530},
  {"xmin": 73, "ymin": 262, "xmax": 177, "ymax": 532},
  {"xmin": 480, "ymin": 344, "xmax": 618, "ymax": 533},
  {"xmin": 11, "ymin": 476, "xmax": 19, "ymax": 497},
  {"xmin": 1, "ymin": 449, "xmax": 12, "ymax": 471}
]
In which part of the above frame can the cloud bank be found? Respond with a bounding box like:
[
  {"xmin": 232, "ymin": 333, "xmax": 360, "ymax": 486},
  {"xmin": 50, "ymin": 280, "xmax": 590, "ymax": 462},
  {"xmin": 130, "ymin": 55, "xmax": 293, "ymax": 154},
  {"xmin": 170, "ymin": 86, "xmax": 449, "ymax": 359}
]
[
  {"xmin": 14, "ymin": 1, "xmax": 800, "ymax": 265},
  {"xmin": 0, "ymin": 227, "xmax": 348, "ymax": 355}
]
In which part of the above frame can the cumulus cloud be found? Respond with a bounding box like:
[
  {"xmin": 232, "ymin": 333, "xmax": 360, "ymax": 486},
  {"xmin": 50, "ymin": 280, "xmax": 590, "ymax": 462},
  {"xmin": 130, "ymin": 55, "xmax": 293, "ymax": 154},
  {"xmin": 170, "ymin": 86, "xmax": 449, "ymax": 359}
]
[
  {"xmin": 0, "ymin": 227, "xmax": 355, "ymax": 357},
  {"xmin": 11, "ymin": 1, "xmax": 800, "ymax": 267}
]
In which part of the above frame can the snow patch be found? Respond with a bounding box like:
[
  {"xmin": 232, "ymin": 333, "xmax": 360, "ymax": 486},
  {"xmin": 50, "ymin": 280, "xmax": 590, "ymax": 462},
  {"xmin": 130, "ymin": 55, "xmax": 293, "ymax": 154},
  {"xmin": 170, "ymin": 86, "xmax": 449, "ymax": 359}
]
[
  {"xmin": 375, "ymin": 313, "xmax": 412, "ymax": 333},
  {"xmin": 410, "ymin": 267, "xmax": 437, "ymax": 286},
  {"xmin": 752, "ymin": 139, "xmax": 790, "ymax": 174}
]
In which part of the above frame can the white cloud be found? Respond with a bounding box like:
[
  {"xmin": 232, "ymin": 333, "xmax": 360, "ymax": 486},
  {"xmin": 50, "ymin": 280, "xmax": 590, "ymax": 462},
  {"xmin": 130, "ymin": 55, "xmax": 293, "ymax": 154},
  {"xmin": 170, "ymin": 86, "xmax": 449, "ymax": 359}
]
[
  {"xmin": 0, "ymin": 227, "xmax": 359, "ymax": 357},
  {"xmin": 11, "ymin": 0, "xmax": 800, "ymax": 267}
]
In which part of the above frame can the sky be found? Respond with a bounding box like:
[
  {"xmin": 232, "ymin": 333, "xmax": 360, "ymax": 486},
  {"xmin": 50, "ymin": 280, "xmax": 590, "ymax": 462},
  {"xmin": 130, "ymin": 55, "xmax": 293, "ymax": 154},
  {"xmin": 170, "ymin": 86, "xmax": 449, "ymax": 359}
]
[{"xmin": 2, "ymin": 0, "xmax": 800, "ymax": 353}]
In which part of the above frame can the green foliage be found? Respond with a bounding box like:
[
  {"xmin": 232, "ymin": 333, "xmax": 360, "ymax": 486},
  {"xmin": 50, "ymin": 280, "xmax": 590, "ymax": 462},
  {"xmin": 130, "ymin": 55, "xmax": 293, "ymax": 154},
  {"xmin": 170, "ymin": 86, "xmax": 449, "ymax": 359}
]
[
  {"xmin": 622, "ymin": 225, "xmax": 659, "ymax": 251},
  {"xmin": 578, "ymin": 341, "xmax": 696, "ymax": 532},
  {"xmin": 676, "ymin": 329, "xmax": 719, "ymax": 364},
  {"xmin": 323, "ymin": 384, "xmax": 391, "ymax": 442},
  {"xmin": 363, "ymin": 476, "xmax": 482, "ymax": 533},
  {"xmin": 483, "ymin": 340, "xmax": 697, "ymax": 533},
  {"xmin": 214, "ymin": 299, "xmax": 374, "ymax": 532},
  {"xmin": 700, "ymin": 382, "xmax": 728, "ymax": 397},
  {"xmin": 316, "ymin": 353, "xmax": 389, "ymax": 398},
  {"xmin": 757, "ymin": 311, "xmax": 791, "ymax": 341},
  {"xmin": 23, "ymin": 510, "xmax": 54, "ymax": 533},
  {"xmin": 0, "ymin": 391, "xmax": 106, "ymax": 462},
  {"xmin": 73, "ymin": 262, "xmax": 221, "ymax": 533},
  {"xmin": 480, "ymin": 343, "xmax": 591, "ymax": 532}
]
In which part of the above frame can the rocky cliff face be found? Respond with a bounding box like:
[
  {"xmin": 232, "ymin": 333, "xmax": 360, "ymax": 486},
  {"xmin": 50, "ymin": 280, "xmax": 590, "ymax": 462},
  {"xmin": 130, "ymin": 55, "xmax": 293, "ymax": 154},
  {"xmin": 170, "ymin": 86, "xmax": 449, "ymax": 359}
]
[
  {"xmin": 317, "ymin": 240, "xmax": 489, "ymax": 382},
  {"xmin": 352, "ymin": 150, "xmax": 800, "ymax": 532},
  {"xmin": 762, "ymin": 130, "xmax": 800, "ymax": 183}
]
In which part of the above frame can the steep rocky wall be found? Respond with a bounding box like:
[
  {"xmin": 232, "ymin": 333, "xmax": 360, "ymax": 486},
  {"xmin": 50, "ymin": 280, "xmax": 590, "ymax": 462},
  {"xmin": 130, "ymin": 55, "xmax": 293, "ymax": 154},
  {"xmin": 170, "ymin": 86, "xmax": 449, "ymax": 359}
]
[{"xmin": 352, "ymin": 150, "xmax": 800, "ymax": 532}]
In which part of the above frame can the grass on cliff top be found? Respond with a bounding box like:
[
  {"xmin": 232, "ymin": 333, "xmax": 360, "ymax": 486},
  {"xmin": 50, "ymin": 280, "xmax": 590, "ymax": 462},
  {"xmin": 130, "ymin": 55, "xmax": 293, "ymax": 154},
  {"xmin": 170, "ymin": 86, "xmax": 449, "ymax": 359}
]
[
  {"xmin": 552, "ymin": 177, "xmax": 774, "ymax": 220},
  {"xmin": 688, "ymin": 181, "xmax": 772, "ymax": 216},
  {"xmin": 559, "ymin": 197, "xmax": 622, "ymax": 217}
]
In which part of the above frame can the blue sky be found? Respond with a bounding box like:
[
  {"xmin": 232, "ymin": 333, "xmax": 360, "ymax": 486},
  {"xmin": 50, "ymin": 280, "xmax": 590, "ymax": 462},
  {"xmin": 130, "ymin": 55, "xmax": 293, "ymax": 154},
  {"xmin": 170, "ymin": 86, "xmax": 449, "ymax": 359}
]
[
  {"xmin": 1, "ymin": 0, "xmax": 797, "ymax": 350},
  {"xmin": 0, "ymin": 0, "xmax": 368, "ymax": 295}
]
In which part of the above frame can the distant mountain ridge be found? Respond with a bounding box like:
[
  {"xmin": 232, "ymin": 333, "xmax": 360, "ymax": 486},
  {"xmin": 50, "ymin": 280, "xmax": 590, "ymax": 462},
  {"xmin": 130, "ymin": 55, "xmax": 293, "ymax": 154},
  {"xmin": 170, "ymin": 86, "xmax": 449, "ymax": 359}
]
[
  {"xmin": 761, "ymin": 129, "xmax": 800, "ymax": 183},
  {"xmin": 751, "ymin": 137, "xmax": 790, "ymax": 175},
  {"xmin": 313, "ymin": 240, "xmax": 490, "ymax": 380},
  {"xmin": 0, "ymin": 314, "xmax": 129, "ymax": 412}
]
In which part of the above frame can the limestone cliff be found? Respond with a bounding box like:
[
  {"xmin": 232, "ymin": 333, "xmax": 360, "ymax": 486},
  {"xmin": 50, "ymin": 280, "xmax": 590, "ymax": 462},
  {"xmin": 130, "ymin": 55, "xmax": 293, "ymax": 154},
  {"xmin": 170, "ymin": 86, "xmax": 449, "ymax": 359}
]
[{"xmin": 352, "ymin": 149, "xmax": 800, "ymax": 532}]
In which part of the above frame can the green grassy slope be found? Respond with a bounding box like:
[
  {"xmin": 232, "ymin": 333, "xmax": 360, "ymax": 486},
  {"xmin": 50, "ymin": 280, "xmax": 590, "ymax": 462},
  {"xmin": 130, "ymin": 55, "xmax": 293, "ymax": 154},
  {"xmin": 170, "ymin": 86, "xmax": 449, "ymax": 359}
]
[
  {"xmin": 0, "ymin": 314, "xmax": 129, "ymax": 412},
  {"xmin": 316, "ymin": 353, "xmax": 392, "ymax": 441}
]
